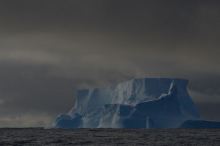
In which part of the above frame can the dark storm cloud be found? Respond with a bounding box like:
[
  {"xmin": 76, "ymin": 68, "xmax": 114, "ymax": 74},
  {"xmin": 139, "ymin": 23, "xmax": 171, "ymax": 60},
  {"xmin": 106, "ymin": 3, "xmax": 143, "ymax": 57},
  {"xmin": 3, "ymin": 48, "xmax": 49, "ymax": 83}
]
[
  {"xmin": 0, "ymin": 0, "xmax": 220, "ymax": 126},
  {"xmin": 1, "ymin": 0, "xmax": 219, "ymax": 38}
]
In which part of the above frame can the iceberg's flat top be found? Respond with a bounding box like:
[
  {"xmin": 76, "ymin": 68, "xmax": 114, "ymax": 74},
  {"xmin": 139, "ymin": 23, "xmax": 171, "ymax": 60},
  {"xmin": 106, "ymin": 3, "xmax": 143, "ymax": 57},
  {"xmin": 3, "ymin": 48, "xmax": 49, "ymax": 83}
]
[{"xmin": 78, "ymin": 78, "xmax": 188, "ymax": 91}]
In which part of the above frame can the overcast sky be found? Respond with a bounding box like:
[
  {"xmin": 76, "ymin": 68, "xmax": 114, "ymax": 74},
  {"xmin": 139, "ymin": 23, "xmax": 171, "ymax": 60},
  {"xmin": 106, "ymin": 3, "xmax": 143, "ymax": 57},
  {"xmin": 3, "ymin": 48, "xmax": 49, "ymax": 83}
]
[{"xmin": 0, "ymin": 0, "xmax": 220, "ymax": 127}]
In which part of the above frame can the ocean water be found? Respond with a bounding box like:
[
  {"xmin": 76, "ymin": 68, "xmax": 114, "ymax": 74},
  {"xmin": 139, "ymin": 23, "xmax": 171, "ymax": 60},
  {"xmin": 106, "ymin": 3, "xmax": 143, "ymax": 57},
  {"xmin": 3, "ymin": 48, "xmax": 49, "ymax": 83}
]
[{"xmin": 0, "ymin": 128, "xmax": 219, "ymax": 146}]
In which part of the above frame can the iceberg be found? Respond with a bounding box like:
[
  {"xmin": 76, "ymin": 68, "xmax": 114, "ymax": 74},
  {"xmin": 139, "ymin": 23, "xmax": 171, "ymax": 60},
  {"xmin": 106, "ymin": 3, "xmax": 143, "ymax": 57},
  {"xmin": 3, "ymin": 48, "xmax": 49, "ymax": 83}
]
[
  {"xmin": 180, "ymin": 120, "xmax": 220, "ymax": 129},
  {"xmin": 51, "ymin": 78, "xmax": 220, "ymax": 129}
]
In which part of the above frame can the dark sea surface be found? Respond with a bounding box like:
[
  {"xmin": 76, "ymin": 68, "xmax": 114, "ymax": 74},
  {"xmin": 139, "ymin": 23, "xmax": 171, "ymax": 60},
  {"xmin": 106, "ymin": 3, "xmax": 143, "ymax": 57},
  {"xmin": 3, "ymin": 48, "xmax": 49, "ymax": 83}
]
[{"xmin": 0, "ymin": 128, "xmax": 220, "ymax": 146}]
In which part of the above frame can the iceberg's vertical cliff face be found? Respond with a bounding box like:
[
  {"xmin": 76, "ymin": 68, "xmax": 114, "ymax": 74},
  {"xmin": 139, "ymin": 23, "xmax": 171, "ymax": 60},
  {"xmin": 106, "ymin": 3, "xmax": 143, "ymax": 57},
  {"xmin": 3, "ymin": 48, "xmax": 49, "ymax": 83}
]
[{"xmin": 52, "ymin": 78, "xmax": 201, "ymax": 129}]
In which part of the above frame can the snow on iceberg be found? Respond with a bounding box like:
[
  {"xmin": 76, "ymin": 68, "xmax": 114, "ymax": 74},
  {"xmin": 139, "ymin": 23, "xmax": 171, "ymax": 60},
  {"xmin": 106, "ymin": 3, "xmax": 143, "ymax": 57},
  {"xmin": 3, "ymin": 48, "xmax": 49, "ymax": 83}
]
[{"xmin": 50, "ymin": 78, "xmax": 220, "ymax": 129}]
